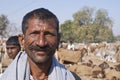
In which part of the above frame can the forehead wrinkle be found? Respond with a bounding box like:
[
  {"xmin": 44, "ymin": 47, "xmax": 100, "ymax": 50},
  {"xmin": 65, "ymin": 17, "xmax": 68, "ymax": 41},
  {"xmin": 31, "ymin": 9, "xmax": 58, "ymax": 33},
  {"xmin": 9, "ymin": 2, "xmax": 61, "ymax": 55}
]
[
  {"xmin": 28, "ymin": 18, "xmax": 57, "ymax": 32},
  {"xmin": 27, "ymin": 19, "xmax": 43, "ymax": 31}
]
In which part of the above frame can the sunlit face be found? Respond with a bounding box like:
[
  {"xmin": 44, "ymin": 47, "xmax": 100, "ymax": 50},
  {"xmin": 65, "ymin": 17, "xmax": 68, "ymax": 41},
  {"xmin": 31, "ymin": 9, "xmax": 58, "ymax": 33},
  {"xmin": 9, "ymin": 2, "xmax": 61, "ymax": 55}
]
[
  {"xmin": 23, "ymin": 18, "xmax": 60, "ymax": 64},
  {"xmin": 6, "ymin": 45, "xmax": 20, "ymax": 59}
]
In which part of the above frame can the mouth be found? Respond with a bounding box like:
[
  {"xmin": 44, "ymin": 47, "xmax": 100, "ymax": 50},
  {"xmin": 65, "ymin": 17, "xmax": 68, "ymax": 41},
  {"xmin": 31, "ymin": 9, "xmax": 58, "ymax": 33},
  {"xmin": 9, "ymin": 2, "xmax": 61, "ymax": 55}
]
[
  {"xmin": 8, "ymin": 53, "xmax": 12, "ymax": 55},
  {"xmin": 32, "ymin": 49, "xmax": 47, "ymax": 55},
  {"xmin": 29, "ymin": 45, "xmax": 51, "ymax": 56}
]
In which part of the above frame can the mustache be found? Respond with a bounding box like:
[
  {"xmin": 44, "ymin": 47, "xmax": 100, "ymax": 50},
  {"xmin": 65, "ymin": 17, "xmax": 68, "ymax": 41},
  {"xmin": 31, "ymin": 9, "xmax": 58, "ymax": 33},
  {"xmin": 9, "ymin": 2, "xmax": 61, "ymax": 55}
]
[{"xmin": 29, "ymin": 45, "xmax": 50, "ymax": 51}]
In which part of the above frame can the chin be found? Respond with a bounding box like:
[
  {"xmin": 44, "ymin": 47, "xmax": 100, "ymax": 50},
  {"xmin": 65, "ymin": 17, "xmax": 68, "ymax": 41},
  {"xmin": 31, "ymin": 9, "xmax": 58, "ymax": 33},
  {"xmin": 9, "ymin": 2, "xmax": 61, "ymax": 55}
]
[{"xmin": 34, "ymin": 56, "xmax": 50, "ymax": 64}]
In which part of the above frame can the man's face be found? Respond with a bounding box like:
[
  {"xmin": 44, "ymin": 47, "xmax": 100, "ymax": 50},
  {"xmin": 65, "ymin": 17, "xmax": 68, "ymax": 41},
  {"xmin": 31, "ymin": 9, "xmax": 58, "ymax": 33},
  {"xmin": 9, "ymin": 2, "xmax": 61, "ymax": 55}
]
[
  {"xmin": 23, "ymin": 18, "xmax": 59, "ymax": 64},
  {"xmin": 6, "ymin": 45, "xmax": 20, "ymax": 59}
]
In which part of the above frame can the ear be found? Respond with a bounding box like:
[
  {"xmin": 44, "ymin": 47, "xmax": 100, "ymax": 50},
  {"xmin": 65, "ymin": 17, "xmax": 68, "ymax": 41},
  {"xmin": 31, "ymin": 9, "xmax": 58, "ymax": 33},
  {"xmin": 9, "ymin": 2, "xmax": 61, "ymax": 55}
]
[
  {"xmin": 18, "ymin": 34, "xmax": 24, "ymax": 51},
  {"xmin": 57, "ymin": 33, "xmax": 61, "ymax": 51}
]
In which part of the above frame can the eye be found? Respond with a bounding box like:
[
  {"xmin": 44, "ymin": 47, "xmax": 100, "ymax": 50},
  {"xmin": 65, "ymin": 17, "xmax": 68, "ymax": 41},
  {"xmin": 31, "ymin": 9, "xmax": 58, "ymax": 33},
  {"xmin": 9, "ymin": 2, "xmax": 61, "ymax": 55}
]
[
  {"xmin": 44, "ymin": 31, "xmax": 56, "ymax": 37},
  {"xmin": 30, "ymin": 31, "xmax": 40, "ymax": 37},
  {"xmin": 31, "ymin": 31, "xmax": 39, "ymax": 34}
]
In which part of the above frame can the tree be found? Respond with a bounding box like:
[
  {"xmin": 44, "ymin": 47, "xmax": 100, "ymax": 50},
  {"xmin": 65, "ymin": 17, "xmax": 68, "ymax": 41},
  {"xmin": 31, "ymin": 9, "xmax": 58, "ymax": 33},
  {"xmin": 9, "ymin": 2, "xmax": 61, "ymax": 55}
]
[
  {"xmin": 6, "ymin": 23, "xmax": 22, "ymax": 37},
  {"xmin": 60, "ymin": 7, "xmax": 114, "ymax": 43},
  {"xmin": 73, "ymin": 6, "xmax": 94, "ymax": 26},
  {"xmin": 94, "ymin": 9, "xmax": 113, "ymax": 28},
  {"xmin": 114, "ymin": 35, "xmax": 120, "ymax": 41},
  {"xmin": 60, "ymin": 20, "xmax": 73, "ymax": 41},
  {"xmin": 0, "ymin": 15, "xmax": 9, "ymax": 38},
  {"xmin": 93, "ymin": 9, "xmax": 114, "ymax": 42}
]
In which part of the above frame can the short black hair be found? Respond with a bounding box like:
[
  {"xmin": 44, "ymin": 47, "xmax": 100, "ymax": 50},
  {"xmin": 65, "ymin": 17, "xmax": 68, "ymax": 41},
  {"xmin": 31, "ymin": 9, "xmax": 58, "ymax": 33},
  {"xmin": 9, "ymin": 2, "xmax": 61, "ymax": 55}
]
[
  {"xmin": 22, "ymin": 8, "xmax": 59, "ymax": 34},
  {"xmin": 6, "ymin": 36, "xmax": 20, "ymax": 47}
]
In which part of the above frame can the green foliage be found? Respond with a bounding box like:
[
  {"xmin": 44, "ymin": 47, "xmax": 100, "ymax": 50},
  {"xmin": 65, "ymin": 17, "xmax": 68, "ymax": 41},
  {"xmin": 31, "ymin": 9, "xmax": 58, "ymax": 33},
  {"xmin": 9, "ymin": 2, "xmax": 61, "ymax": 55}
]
[
  {"xmin": 60, "ymin": 7, "xmax": 114, "ymax": 43},
  {"xmin": 60, "ymin": 20, "xmax": 73, "ymax": 41},
  {"xmin": 73, "ymin": 6, "xmax": 94, "ymax": 26}
]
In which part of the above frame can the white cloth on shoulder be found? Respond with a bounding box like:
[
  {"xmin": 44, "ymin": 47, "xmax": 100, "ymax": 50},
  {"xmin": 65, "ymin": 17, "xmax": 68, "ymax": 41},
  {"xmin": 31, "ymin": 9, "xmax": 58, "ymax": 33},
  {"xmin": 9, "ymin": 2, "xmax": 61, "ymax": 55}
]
[{"xmin": 0, "ymin": 51, "xmax": 75, "ymax": 80}]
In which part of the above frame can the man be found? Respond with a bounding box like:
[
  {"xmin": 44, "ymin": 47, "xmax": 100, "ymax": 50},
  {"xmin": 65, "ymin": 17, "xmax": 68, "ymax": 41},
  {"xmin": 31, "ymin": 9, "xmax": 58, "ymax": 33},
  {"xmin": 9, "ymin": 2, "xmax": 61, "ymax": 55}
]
[
  {"xmin": 67, "ymin": 40, "xmax": 75, "ymax": 51},
  {"xmin": 0, "ymin": 8, "xmax": 80, "ymax": 80},
  {"xmin": 6, "ymin": 36, "xmax": 21, "ymax": 59},
  {"xmin": 0, "ymin": 36, "xmax": 21, "ymax": 75}
]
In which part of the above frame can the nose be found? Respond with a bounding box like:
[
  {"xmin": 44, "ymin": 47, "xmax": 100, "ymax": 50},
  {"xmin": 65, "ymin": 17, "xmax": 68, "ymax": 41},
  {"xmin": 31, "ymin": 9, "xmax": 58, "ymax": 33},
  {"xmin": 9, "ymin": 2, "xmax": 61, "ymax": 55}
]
[{"xmin": 35, "ymin": 33, "xmax": 47, "ymax": 47}]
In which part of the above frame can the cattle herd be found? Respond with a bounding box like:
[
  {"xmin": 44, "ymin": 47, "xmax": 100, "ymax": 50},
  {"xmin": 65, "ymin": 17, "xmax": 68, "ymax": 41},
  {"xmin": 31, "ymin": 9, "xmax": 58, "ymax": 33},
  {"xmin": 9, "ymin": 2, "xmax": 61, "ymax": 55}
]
[
  {"xmin": 0, "ymin": 41, "xmax": 120, "ymax": 80},
  {"xmin": 57, "ymin": 42, "xmax": 120, "ymax": 80}
]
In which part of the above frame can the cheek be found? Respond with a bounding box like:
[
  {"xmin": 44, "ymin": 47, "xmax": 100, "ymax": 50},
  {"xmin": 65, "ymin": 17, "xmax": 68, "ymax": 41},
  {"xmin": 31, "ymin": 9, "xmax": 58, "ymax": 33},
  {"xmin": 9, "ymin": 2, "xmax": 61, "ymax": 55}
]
[
  {"xmin": 12, "ymin": 49, "xmax": 17, "ymax": 54},
  {"xmin": 24, "ymin": 36, "xmax": 34, "ymax": 46},
  {"xmin": 48, "ymin": 38, "xmax": 58, "ymax": 48},
  {"xmin": 46, "ymin": 37, "xmax": 57, "ymax": 44}
]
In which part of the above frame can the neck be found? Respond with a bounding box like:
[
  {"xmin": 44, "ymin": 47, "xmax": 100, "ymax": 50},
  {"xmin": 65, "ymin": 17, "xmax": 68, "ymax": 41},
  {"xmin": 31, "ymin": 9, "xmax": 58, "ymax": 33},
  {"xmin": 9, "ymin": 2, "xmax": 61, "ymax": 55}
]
[{"xmin": 28, "ymin": 58, "xmax": 52, "ymax": 80}]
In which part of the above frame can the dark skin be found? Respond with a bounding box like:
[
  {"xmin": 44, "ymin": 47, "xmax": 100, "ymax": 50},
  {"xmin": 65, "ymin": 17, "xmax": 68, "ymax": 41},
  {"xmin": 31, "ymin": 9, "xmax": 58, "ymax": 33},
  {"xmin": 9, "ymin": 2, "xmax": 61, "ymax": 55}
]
[
  {"xmin": 19, "ymin": 18, "xmax": 60, "ymax": 80},
  {"xmin": 6, "ymin": 45, "xmax": 20, "ymax": 59}
]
